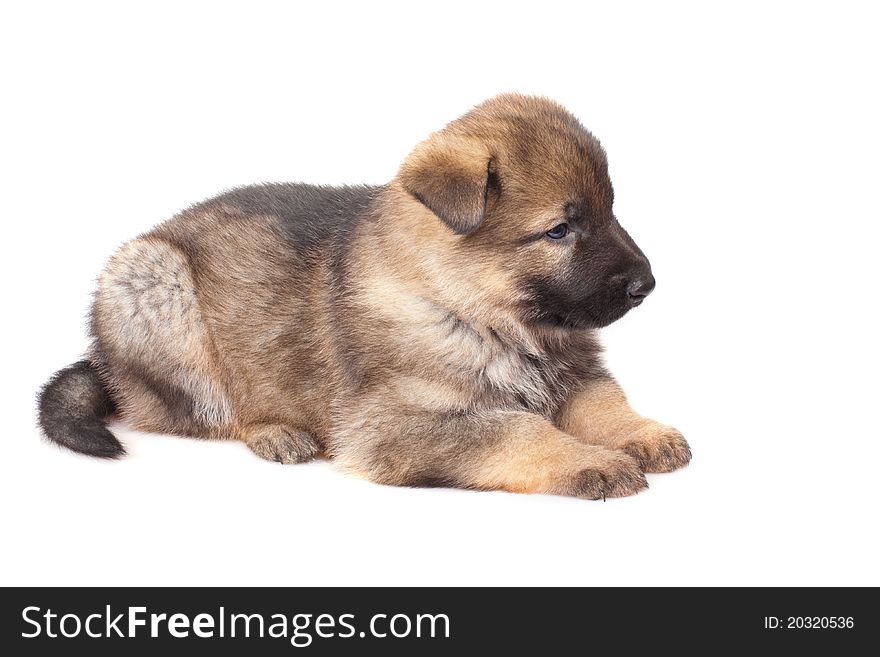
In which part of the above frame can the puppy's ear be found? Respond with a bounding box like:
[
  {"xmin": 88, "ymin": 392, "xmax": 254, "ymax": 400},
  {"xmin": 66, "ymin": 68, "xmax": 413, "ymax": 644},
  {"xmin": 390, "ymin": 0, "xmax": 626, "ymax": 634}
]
[{"xmin": 398, "ymin": 135, "xmax": 493, "ymax": 235}]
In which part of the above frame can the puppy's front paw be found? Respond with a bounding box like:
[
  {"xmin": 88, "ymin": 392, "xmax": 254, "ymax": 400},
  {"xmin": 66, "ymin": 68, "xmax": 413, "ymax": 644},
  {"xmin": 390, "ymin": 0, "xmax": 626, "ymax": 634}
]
[
  {"xmin": 566, "ymin": 451, "xmax": 648, "ymax": 500},
  {"xmin": 243, "ymin": 424, "xmax": 320, "ymax": 464},
  {"xmin": 621, "ymin": 421, "xmax": 691, "ymax": 473}
]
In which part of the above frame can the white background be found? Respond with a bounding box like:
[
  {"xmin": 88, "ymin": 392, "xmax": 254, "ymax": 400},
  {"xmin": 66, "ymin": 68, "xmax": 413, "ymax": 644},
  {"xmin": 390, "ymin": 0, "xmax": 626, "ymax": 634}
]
[{"xmin": 2, "ymin": 1, "xmax": 878, "ymax": 586}]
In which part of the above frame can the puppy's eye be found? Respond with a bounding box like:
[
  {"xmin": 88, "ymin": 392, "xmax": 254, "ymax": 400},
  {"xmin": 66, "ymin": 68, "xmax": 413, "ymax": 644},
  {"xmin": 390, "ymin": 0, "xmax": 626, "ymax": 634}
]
[{"xmin": 545, "ymin": 223, "xmax": 570, "ymax": 240}]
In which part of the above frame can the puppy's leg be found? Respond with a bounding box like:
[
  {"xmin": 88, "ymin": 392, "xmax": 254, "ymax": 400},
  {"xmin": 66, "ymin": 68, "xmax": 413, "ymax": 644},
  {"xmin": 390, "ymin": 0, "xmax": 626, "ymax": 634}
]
[
  {"xmin": 556, "ymin": 378, "xmax": 691, "ymax": 473},
  {"xmin": 240, "ymin": 423, "xmax": 320, "ymax": 464},
  {"xmin": 334, "ymin": 408, "xmax": 646, "ymax": 500},
  {"xmin": 93, "ymin": 236, "xmax": 233, "ymax": 437}
]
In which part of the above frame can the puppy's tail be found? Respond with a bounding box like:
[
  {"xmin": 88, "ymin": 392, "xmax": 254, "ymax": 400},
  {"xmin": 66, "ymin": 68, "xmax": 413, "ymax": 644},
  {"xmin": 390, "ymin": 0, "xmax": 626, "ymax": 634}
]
[{"xmin": 37, "ymin": 360, "xmax": 124, "ymax": 458}]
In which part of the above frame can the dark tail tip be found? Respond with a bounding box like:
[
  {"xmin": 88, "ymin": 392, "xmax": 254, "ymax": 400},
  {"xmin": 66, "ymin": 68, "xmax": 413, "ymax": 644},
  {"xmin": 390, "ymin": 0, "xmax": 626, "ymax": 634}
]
[{"xmin": 37, "ymin": 360, "xmax": 125, "ymax": 458}]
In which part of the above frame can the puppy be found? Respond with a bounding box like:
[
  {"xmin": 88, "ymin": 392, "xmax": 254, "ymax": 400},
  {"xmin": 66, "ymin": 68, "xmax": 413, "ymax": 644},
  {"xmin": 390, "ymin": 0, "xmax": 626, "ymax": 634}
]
[{"xmin": 38, "ymin": 94, "xmax": 690, "ymax": 499}]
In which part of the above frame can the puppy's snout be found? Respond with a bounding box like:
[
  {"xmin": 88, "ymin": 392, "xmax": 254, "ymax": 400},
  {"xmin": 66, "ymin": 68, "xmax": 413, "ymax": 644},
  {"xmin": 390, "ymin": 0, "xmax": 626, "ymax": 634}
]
[{"xmin": 626, "ymin": 273, "xmax": 655, "ymax": 306}]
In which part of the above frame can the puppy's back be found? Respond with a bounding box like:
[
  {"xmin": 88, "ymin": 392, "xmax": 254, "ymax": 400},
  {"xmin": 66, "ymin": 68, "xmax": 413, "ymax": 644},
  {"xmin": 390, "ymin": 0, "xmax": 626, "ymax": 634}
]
[{"xmin": 210, "ymin": 183, "xmax": 379, "ymax": 261}]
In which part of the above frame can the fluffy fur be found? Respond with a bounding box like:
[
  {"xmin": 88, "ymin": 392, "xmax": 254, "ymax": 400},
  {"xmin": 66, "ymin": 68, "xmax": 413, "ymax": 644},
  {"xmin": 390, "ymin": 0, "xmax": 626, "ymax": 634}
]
[{"xmin": 37, "ymin": 94, "xmax": 691, "ymax": 499}]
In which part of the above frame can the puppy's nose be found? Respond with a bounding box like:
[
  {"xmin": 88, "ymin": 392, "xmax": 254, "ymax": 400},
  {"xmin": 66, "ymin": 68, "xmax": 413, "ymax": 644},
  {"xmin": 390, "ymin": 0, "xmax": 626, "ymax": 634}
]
[{"xmin": 626, "ymin": 275, "xmax": 655, "ymax": 305}]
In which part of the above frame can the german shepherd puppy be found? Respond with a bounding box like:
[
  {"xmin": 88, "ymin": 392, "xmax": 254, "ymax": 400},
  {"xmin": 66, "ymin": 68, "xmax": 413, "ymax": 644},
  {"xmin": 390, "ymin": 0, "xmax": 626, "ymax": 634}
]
[{"xmin": 38, "ymin": 94, "xmax": 690, "ymax": 500}]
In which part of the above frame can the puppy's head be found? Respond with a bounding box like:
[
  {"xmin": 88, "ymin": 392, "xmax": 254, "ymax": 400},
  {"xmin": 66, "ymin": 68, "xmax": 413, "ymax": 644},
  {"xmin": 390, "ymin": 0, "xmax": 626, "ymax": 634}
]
[{"xmin": 396, "ymin": 93, "xmax": 654, "ymax": 330}]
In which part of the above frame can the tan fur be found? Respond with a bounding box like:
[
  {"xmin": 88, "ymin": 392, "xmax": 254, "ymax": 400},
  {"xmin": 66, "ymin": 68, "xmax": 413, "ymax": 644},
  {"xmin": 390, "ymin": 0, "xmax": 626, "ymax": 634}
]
[
  {"xmin": 240, "ymin": 423, "xmax": 320, "ymax": 464},
  {"xmin": 467, "ymin": 414, "xmax": 646, "ymax": 498},
  {"xmin": 80, "ymin": 94, "xmax": 691, "ymax": 499},
  {"xmin": 556, "ymin": 379, "xmax": 691, "ymax": 472}
]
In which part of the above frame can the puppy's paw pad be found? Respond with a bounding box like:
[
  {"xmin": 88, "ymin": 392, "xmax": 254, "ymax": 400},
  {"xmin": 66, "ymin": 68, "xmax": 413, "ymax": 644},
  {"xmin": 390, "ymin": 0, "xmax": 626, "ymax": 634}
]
[
  {"xmin": 622, "ymin": 422, "xmax": 691, "ymax": 473},
  {"xmin": 570, "ymin": 453, "xmax": 647, "ymax": 500},
  {"xmin": 245, "ymin": 426, "xmax": 319, "ymax": 464}
]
